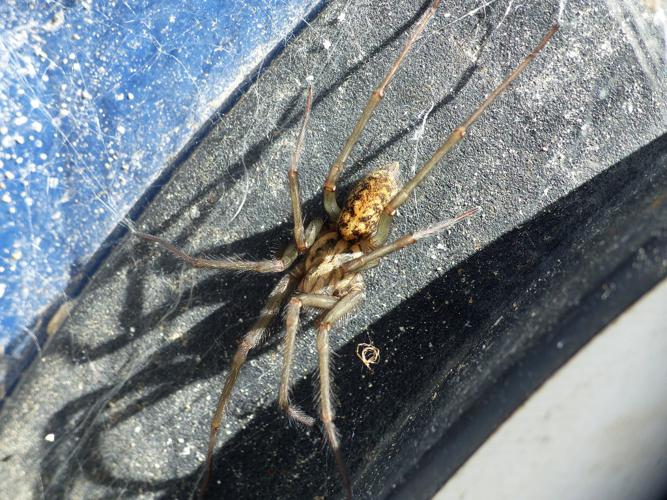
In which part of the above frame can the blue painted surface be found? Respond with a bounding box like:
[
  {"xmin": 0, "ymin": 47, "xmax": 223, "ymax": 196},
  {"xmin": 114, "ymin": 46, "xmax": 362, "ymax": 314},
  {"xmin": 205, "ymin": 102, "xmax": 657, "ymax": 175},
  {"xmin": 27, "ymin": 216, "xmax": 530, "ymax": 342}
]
[{"xmin": 0, "ymin": 0, "xmax": 320, "ymax": 396}]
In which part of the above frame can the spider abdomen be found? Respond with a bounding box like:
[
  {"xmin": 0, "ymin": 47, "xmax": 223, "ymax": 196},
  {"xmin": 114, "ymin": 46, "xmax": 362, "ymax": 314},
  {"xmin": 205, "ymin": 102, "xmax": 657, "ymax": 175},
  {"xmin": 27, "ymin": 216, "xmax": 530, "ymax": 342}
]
[{"xmin": 338, "ymin": 162, "xmax": 400, "ymax": 241}]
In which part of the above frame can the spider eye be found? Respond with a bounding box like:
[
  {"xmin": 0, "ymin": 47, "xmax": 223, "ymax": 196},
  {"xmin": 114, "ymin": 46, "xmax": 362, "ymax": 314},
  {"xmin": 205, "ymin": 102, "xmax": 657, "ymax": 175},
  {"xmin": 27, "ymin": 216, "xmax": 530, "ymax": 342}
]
[{"xmin": 338, "ymin": 162, "xmax": 400, "ymax": 241}]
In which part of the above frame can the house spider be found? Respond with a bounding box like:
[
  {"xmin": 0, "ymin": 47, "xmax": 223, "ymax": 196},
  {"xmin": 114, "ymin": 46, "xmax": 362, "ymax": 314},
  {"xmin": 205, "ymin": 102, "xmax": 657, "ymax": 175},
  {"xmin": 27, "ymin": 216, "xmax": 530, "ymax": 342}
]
[{"xmin": 133, "ymin": 1, "xmax": 558, "ymax": 497}]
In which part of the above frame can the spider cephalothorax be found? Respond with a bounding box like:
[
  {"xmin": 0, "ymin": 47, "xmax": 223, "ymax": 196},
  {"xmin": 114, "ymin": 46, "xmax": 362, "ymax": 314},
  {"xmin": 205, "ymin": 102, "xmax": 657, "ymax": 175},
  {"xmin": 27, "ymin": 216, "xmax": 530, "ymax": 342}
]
[
  {"xmin": 134, "ymin": 1, "xmax": 558, "ymax": 497},
  {"xmin": 299, "ymin": 230, "xmax": 362, "ymax": 297}
]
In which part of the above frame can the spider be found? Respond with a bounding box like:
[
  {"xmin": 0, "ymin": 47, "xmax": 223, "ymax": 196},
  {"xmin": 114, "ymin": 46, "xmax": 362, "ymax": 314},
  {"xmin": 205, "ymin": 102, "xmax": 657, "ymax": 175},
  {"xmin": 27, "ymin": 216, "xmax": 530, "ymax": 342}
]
[{"xmin": 133, "ymin": 1, "xmax": 558, "ymax": 497}]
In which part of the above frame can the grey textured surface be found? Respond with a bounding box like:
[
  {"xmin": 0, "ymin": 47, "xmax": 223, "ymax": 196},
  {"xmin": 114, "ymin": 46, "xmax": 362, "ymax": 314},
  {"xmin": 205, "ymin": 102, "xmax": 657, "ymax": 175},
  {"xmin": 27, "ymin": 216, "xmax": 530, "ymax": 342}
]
[{"xmin": 0, "ymin": 1, "xmax": 665, "ymax": 499}]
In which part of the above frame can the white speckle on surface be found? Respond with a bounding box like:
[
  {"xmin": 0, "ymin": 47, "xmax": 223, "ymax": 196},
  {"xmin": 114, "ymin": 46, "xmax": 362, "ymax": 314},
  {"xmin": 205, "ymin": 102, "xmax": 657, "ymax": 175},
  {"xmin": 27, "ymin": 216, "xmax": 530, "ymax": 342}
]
[
  {"xmin": 43, "ymin": 10, "xmax": 64, "ymax": 31},
  {"xmin": 117, "ymin": 125, "xmax": 126, "ymax": 134},
  {"xmin": 2, "ymin": 135, "xmax": 15, "ymax": 148},
  {"xmin": 323, "ymin": 39, "xmax": 332, "ymax": 50},
  {"xmin": 1, "ymin": 193, "xmax": 12, "ymax": 203},
  {"xmin": 30, "ymin": 122, "xmax": 43, "ymax": 132},
  {"xmin": 44, "ymin": 433, "xmax": 55, "ymax": 442},
  {"xmin": 0, "ymin": 283, "xmax": 6, "ymax": 299},
  {"xmin": 33, "ymin": 45, "xmax": 48, "ymax": 60},
  {"xmin": 14, "ymin": 116, "xmax": 28, "ymax": 126}
]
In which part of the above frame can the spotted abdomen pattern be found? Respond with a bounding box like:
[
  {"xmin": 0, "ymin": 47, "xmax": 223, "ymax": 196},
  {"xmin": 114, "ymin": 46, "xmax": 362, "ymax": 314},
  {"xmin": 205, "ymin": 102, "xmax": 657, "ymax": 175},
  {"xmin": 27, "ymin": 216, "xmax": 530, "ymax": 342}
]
[{"xmin": 338, "ymin": 162, "xmax": 400, "ymax": 241}]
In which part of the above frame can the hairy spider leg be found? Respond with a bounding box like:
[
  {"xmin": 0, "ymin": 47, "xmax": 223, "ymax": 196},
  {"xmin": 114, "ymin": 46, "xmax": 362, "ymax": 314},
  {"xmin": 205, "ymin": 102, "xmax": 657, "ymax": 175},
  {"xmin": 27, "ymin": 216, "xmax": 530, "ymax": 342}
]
[
  {"xmin": 289, "ymin": 85, "xmax": 313, "ymax": 252},
  {"xmin": 134, "ymin": 230, "xmax": 293, "ymax": 272},
  {"xmin": 293, "ymin": 293, "xmax": 340, "ymax": 309},
  {"xmin": 198, "ymin": 219, "xmax": 323, "ymax": 495},
  {"xmin": 316, "ymin": 286, "xmax": 365, "ymax": 500},
  {"xmin": 279, "ymin": 293, "xmax": 338, "ymax": 428},
  {"xmin": 134, "ymin": 216, "xmax": 323, "ymax": 277},
  {"xmin": 323, "ymin": 0, "xmax": 442, "ymax": 220},
  {"xmin": 370, "ymin": 23, "xmax": 560, "ymax": 247},
  {"xmin": 344, "ymin": 207, "xmax": 480, "ymax": 274},
  {"xmin": 200, "ymin": 268, "xmax": 302, "ymax": 496},
  {"xmin": 279, "ymin": 293, "xmax": 340, "ymax": 427}
]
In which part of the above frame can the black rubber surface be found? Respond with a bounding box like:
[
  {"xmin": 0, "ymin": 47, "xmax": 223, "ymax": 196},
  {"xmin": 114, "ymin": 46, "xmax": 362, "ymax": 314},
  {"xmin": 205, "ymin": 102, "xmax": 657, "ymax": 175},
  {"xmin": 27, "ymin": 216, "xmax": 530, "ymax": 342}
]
[{"xmin": 1, "ymin": 1, "xmax": 665, "ymax": 499}]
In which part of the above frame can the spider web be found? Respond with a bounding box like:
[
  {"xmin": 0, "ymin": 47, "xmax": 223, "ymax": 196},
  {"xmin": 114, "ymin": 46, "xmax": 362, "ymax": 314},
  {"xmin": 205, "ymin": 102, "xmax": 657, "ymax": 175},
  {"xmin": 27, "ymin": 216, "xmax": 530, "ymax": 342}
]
[
  {"xmin": 0, "ymin": 0, "xmax": 322, "ymax": 396},
  {"xmin": 0, "ymin": 0, "xmax": 665, "ymax": 499}
]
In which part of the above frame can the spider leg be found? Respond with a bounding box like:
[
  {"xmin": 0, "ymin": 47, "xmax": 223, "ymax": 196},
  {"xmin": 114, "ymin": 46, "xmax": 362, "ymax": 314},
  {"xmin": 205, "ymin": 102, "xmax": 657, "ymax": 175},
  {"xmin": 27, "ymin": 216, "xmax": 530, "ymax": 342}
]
[
  {"xmin": 293, "ymin": 293, "xmax": 340, "ymax": 309},
  {"xmin": 370, "ymin": 23, "xmax": 559, "ymax": 247},
  {"xmin": 323, "ymin": 0, "xmax": 442, "ymax": 220},
  {"xmin": 279, "ymin": 294, "xmax": 340, "ymax": 427},
  {"xmin": 134, "ymin": 217, "xmax": 323, "ymax": 273},
  {"xmin": 280, "ymin": 298, "xmax": 315, "ymax": 426},
  {"xmin": 317, "ymin": 287, "xmax": 365, "ymax": 500},
  {"xmin": 201, "ymin": 267, "xmax": 303, "ymax": 495},
  {"xmin": 289, "ymin": 85, "xmax": 313, "ymax": 253},
  {"xmin": 345, "ymin": 207, "xmax": 480, "ymax": 274},
  {"xmin": 135, "ymin": 230, "xmax": 289, "ymax": 272}
]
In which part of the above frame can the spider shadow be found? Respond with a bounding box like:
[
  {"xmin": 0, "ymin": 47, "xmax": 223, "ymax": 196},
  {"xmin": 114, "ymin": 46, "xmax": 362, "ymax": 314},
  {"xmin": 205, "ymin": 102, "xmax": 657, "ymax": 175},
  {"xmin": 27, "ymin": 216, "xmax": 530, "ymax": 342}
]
[
  {"xmin": 66, "ymin": 220, "xmax": 294, "ymax": 362},
  {"xmin": 36, "ymin": 219, "xmax": 298, "ymax": 498},
  {"xmin": 65, "ymin": 183, "xmax": 344, "ymax": 363}
]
